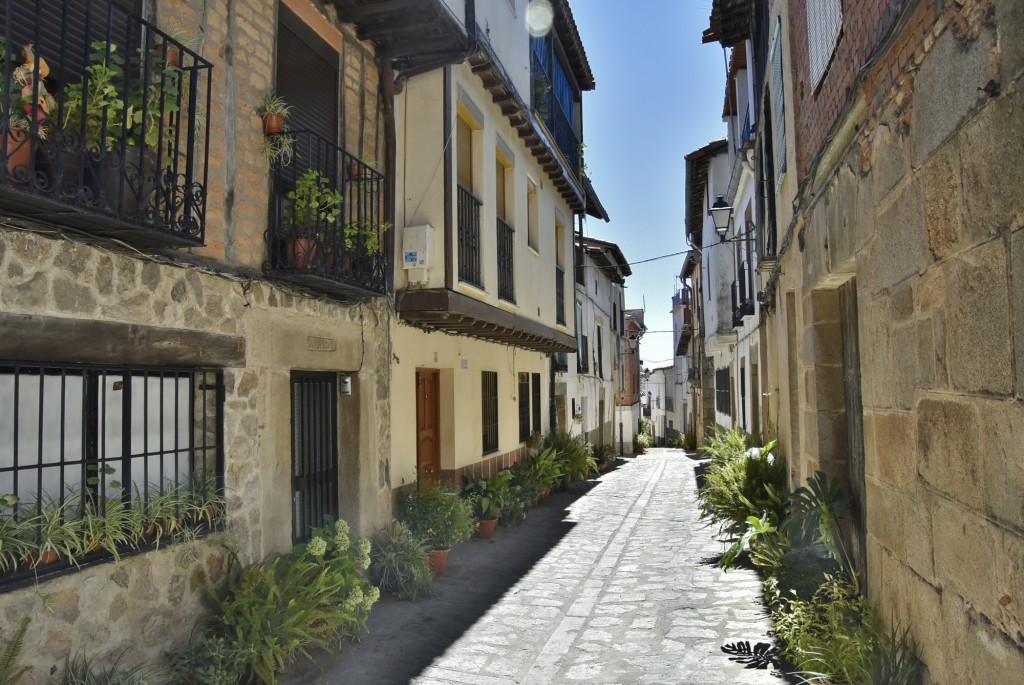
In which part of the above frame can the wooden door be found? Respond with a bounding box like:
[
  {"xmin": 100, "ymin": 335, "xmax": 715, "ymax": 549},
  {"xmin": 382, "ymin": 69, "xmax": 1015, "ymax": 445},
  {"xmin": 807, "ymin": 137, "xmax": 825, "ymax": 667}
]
[{"xmin": 415, "ymin": 370, "xmax": 440, "ymax": 483}]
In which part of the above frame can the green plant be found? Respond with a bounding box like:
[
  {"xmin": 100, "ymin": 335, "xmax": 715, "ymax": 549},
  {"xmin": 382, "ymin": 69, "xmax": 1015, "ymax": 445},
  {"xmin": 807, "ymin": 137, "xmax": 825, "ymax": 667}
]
[
  {"xmin": 545, "ymin": 432, "xmax": 597, "ymax": 482},
  {"xmin": 256, "ymin": 92, "xmax": 292, "ymax": 118},
  {"xmin": 368, "ymin": 521, "xmax": 436, "ymax": 602},
  {"xmin": 78, "ymin": 497, "xmax": 133, "ymax": 561},
  {"xmin": 633, "ymin": 432, "xmax": 651, "ymax": 453},
  {"xmin": 260, "ymin": 133, "xmax": 293, "ymax": 167},
  {"xmin": 205, "ymin": 519, "xmax": 377, "ymax": 684},
  {"xmin": 175, "ymin": 634, "xmax": 254, "ymax": 685},
  {"xmin": 26, "ymin": 492, "xmax": 83, "ymax": 566},
  {"xmin": 56, "ymin": 650, "xmax": 170, "ymax": 685},
  {"xmin": 521, "ymin": 446, "xmax": 563, "ymax": 491},
  {"xmin": 508, "ymin": 459, "xmax": 543, "ymax": 505},
  {"xmin": 187, "ymin": 480, "xmax": 227, "ymax": 528},
  {"xmin": 341, "ymin": 219, "xmax": 391, "ymax": 252},
  {"xmin": 0, "ymin": 616, "xmax": 29, "ymax": 685},
  {"xmin": 287, "ymin": 169, "xmax": 343, "ymax": 238},
  {"xmin": 397, "ymin": 482, "xmax": 476, "ymax": 551},
  {"xmin": 62, "ymin": 42, "xmax": 129, "ymax": 153},
  {"xmin": 0, "ymin": 495, "xmax": 31, "ymax": 573},
  {"xmin": 593, "ymin": 444, "xmax": 616, "ymax": 469},
  {"xmin": 0, "ymin": 40, "xmax": 57, "ymax": 142},
  {"xmin": 460, "ymin": 471, "xmax": 511, "ymax": 520}
]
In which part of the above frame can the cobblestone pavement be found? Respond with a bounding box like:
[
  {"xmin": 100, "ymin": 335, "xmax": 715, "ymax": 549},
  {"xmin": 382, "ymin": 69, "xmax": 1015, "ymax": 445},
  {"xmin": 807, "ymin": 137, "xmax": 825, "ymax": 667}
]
[{"xmin": 283, "ymin": 449, "xmax": 789, "ymax": 685}]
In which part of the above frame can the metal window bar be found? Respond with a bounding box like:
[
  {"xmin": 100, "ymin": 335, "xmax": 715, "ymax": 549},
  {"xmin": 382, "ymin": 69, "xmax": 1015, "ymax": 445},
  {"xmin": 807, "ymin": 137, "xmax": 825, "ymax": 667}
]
[
  {"xmin": 481, "ymin": 371, "xmax": 498, "ymax": 454},
  {"xmin": 518, "ymin": 373, "xmax": 530, "ymax": 443},
  {"xmin": 266, "ymin": 130, "xmax": 387, "ymax": 294},
  {"xmin": 0, "ymin": 0, "xmax": 212, "ymax": 246},
  {"xmin": 458, "ymin": 184, "xmax": 482, "ymax": 288},
  {"xmin": 497, "ymin": 217, "xmax": 515, "ymax": 303},
  {"xmin": 290, "ymin": 371, "xmax": 338, "ymax": 544},
  {"xmin": 578, "ymin": 335, "xmax": 590, "ymax": 373},
  {"xmin": 553, "ymin": 353, "xmax": 568, "ymax": 373},
  {"xmin": 0, "ymin": 362, "xmax": 222, "ymax": 590},
  {"xmin": 555, "ymin": 266, "xmax": 566, "ymax": 325},
  {"xmin": 531, "ymin": 373, "xmax": 541, "ymax": 434}
]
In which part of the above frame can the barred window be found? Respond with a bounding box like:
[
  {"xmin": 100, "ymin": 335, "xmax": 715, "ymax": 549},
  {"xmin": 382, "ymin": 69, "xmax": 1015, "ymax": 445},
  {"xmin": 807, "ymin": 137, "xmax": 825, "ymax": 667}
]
[
  {"xmin": 518, "ymin": 373, "xmax": 530, "ymax": 443},
  {"xmin": 715, "ymin": 367, "xmax": 732, "ymax": 416},
  {"xmin": 531, "ymin": 373, "xmax": 542, "ymax": 435},
  {"xmin": 0, "ymin": 363, "xmax": 223, "ymax": 583},
  {"xmin": 482, "ymin": 371, "xmax": 498, "ymax": 454},
  {"xmin": 806, "ymin": 0, "xmax": 842, "ymax": 89}
]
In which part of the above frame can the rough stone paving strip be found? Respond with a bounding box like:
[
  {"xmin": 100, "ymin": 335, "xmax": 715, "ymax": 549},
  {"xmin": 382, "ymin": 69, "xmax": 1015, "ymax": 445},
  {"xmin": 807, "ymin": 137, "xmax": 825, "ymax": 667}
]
[{"xmin": 412, "ymin": 449, "xmax": 786, "ymax": 685}]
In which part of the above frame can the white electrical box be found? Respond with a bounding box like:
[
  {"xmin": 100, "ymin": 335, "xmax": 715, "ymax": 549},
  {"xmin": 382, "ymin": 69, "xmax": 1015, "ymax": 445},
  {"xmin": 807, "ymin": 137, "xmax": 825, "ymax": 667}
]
[{"xmin": 402, "ymin": 225, "xmax": 432, "ymax": 284}]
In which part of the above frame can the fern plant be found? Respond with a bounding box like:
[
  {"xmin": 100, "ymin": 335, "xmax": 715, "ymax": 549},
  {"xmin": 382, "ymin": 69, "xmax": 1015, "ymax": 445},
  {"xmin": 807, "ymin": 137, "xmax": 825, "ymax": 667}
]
[{"xmin": 0, "ymin": 617, "xmax": 29, "ymax": 685}]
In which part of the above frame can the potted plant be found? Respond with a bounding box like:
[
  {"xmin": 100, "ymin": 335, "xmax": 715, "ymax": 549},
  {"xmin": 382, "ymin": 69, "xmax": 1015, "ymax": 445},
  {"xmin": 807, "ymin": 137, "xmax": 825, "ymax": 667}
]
[
  {"xmin": 341, "ymin": 219, "xmax": 390, "ymax": 252},
  {"xmin": 78, "ymin": 496, "xmax": 133, "ymax": 561},
  {"xmin": 461, "ymin": 471, "xmax": 510, "ymax": 539},
  {"xmin": 285, "ymin": 169, "xmax": 342, "ymax": 270},
  {"xmin": 25, "ymin": 492, "xmax": 82, "ymax": 567},
  {"xmin": 0, "ymin": 41, "xmax": 56, "ymax": 184},
  {"xmin": 257, "ymin": 91, "xmax": 291, "ymax": 135},
  {"xmin": 260, "ymin": 131, "xmax": 294, "ymax": 167},
  {"xmin": 396, "ymin": 482, "xmax": 475, "ymax": 576},
  {"xmin": 0, "ymin": 494, "xmax": 33, "ymax": 573},
  {"xmin": 187, "ymin": 478, "xmax": 226, "ymax": 528}
]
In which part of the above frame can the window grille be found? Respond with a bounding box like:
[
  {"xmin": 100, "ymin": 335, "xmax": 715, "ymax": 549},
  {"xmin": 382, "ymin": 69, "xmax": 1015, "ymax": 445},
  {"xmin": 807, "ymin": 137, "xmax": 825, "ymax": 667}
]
[
  {"xmin": 0, "ymin": 363, "xmax": 223, "ymax": 586},
  {"xmin": 482, "ymin": 371, "xmax": 498, "ymax": 454},
  {"xmin": 518, "ymin": 373, "xmax": 530, "ymax": 443},
  {"xmin": 715, "ymin": 367, "xmax": 732, "ymax": 415},
  {"xmin": 769, "ymin": 19, "xmax": 788, "ymax": 180},
  {"xmin": 531, "ymin": 373, "xmax": 542, "ymax": 434},
  {"xmin": 806, "ymin": 0, "xmax": 842, "ymax": 88}
]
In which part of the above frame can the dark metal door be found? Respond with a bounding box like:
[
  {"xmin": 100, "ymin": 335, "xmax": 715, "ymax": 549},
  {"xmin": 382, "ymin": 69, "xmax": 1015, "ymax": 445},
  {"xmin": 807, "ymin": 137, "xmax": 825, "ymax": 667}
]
[{"xmin": 291, "ymin": 371, "xmax": 338, "ymax": 543}]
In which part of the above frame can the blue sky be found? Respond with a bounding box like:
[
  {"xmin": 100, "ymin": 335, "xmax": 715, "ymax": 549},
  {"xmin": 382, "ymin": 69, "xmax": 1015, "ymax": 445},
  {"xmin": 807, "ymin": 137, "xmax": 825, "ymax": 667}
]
[{"xmin": 571, "ymin": 1, "xmax": 726, "ymax": 370}]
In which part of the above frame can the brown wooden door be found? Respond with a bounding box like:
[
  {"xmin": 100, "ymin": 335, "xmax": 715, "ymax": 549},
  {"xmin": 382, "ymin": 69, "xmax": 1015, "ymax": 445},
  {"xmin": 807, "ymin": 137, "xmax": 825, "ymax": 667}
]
[{"xmin": 416, "ymin": 370, "xmax": 440, "ymax": 483}]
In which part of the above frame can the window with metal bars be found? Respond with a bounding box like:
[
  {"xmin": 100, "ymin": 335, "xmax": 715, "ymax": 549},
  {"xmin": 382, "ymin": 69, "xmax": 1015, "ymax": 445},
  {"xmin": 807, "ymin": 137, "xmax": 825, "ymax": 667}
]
[
  {"xmin": 481, "ymin": 371, "xmax": 498, "ymax": 454},
  {"xmin": 290, "ymin": 371, "xmax": 339, "ymax": 544},
  {"xmin": 518, "ymin": 373, "xmax": 530, "ymax": 442},
  {"xmin": 0, "ymin": 363, "xmax": 223, "ymax": 583},
  {"xmin": 531, "ymin": 373, "xmax": 542, "ymax": 435},
  {"xmin": 715, "ymin": 367, "xmax": 732, "ymax": 415}
]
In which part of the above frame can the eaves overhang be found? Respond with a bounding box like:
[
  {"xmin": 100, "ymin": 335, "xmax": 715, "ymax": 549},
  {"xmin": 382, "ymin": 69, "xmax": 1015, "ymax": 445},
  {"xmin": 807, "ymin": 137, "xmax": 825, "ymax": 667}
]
[
  {"xmin": 684, "ymin": 139, "xmax": 728, "ymax": 244},
  {"xmin": 550, "ymin": 0, "xmax": 596, "ymax": 90},
  {"xmin": 326, "ymin": 0, "xmax": 470, "ymax": 77},
  {"xmin": 702, "ymin": 0, "xmax": 754, "ymax": 48},
  {"xmin": 577, "ymin": 235, "xmax": 631, "ymax": 283},
  {"xmin": 397, "ymin": 288, "xmax": 577, "ymax": 354}
]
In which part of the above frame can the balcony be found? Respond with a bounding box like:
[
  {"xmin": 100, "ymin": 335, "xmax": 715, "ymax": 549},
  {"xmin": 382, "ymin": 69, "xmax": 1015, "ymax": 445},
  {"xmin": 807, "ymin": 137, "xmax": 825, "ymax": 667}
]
[
  {"xmin": 496, "ymin": 216, "xmax": 514, "ymax": 303},
  {"xmin": 0, "ymin": 1, "xmax": 212, "ymax": 247},
  {"xmin": 731, "ymin": 263, "xmax": 756, "ymax": 329},
  {"xmin": 457, "ymin": 184, "xmax": 482, "ymax": 289},
  {"xmin": 531, "ymin": 52, "xmax": 581, "ymax": 180},
  {"xmin": 555, "ymin": 265, "xmax": 566, "ymax": 325},
  {"xmin": 264, "ymin": 130, "xmax": 387, "ymax": 298}
]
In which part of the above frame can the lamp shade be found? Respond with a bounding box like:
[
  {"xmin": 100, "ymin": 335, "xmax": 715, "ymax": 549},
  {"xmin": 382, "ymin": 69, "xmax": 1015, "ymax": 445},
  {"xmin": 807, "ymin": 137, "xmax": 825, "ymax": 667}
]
[{"xmin": 710, "ymin": 195, "xmax": 733, "ymax": 238}]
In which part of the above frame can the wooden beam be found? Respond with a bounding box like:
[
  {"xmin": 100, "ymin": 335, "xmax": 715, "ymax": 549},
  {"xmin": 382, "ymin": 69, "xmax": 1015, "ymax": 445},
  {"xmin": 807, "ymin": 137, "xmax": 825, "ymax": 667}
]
[{"xmin": 0, "ymin": 313, "xmax": 246, "ymax": 368}]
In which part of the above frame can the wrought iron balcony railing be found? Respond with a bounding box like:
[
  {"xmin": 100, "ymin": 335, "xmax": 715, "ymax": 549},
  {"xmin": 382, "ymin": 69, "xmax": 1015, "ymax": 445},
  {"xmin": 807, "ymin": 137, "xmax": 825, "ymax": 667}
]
[
  {"xmin": 531, "ymin": 52, "xmax": 581, "ymax": 179},
  {"xmin": 458, "ymin": 184, "xmax": 482, "ymax": 288},
  {"xmin": 264, "ymin": 130, "xmax": 387, "ymax": 297},
  {"xmin": 555, "ymin": 265, "xmax": 566, "ymax": 325},
  {"xmin": 0, "ymin": 1, "xmax": 212, "ymax": 247},
  {"xmin": 496, "ymin": 216, "xmax": 514, "ymax": 303}
]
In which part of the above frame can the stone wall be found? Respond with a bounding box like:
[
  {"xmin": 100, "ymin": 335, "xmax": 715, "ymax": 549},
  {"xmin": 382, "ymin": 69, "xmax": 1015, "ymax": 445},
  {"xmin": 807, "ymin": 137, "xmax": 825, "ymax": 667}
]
[
  {"xmin": 773, "ymin": 0, "xmax": 1024, "ymax": 679},
  {"xmin": 0, "ymin": 0, "xmax": 393, "ymax": 677}
]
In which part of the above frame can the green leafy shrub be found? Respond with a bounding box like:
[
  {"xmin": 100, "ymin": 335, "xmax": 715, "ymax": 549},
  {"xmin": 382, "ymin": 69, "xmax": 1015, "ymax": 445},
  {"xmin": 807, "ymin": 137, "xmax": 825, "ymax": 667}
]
[
  {"xmin": 520, "ymin": 447, "xmax": 563, "ymax": 491},
  {"xmin": 508, "ymin": 459, "xmax": 543, "ymax": 505},
  {"xmin": 397, "ymin": 482, "xmax": 476, "ymax": 551},
  {"xmin": 57, "ymin": 651, "xmax": 170, "ymax": 684},
  {"xmin": 0, "ymin": 616, "xmax": 29, "ymax": 685},
  {"xmin": 368, "ymin": 521, "xmax": 436, "ymax": 602},
  {"xmin": 633, "ymin": 432, "xmax": 651, "ymax": 453},
  {"xmin": 175, "ymin": 634, "xmax": 254, "ymax": 685},
  {"xmin": 593, "ymin": 444, "xmax": 616, "ymax": 469},
  {"xmin": 203, "ymin": 518, "xmax": 378, "ymax": 684},
  {"xmin": 545, "ymin": 432, "xmax": 597, "ymax": 482},
  {"xmin": 460, "ymin": 471, "xmax": 511, "ymax": 520},
  {"xmin": 696, "ymin": 428, "xmax": 786, "ymax": 537}
]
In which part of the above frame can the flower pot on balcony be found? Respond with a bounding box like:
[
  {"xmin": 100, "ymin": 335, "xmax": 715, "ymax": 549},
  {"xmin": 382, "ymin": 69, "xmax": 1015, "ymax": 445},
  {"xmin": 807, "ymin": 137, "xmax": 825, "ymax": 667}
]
[
  {"xmin": 3, "ymin": 129, "xmax": 32, "ymax": 185},
  {"xmin": 285, "ymin": 237, "xmax": 320, "ymax": 271},
  {"xmin": 262, "ymin": 113, "xmax": 285, "ymax": 135}
]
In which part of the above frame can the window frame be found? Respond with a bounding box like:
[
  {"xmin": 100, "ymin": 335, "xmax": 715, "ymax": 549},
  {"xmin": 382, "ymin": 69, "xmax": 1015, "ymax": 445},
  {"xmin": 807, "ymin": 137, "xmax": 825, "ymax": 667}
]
[{"xmin": 481, "ymin": 371, "xmax": 499, "ymax": 454}]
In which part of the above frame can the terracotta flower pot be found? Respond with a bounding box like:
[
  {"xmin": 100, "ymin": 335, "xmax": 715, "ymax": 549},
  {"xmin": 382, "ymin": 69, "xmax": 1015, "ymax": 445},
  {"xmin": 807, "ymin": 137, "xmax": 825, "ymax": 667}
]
[
  {"xmin": 262, "ymin": 113, "xmax": 285, "ymax": 135},
  {"xmin": 427, "ymin": 548, "xmax": 449, "ymax": 576},
  {"xmin": 4, "ymin": 129, "xmax": 32, "ymax": 184},
  {"xmin": 476, "ymin": 518, "xmax": 498, "ymax": 540},
  {"xmin": 286, "ymin": 237, "xmax": 320, "ymax": 271}
]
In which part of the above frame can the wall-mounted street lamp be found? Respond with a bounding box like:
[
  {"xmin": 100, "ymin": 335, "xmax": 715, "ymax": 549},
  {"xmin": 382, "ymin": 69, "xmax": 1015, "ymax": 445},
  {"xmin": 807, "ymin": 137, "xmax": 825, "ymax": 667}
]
[{"xmin": 708, "ymin": 194, "xmax": 756, "ymax": 244}]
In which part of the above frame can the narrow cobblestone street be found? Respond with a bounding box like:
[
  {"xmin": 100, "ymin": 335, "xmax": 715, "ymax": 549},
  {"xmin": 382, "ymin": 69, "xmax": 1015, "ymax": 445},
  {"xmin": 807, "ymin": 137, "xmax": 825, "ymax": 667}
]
[{"xmin": 284, "ymin": 449, "xmax": 789, "ymax": 685}]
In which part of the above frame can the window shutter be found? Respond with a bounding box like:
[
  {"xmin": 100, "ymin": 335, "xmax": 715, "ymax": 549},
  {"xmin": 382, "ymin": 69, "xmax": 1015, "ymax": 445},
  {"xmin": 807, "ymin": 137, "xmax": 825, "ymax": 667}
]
[
  {"xmin": 769, "ymin": 20, "xmax": 787, "ymax": 179},
  {"xmin": 495, "ymin": 158, "xmax": 506, "ymax": 220},
  {"xmin": 457, "ymin": 118, "xmax": 473, "ymax": 190},
  {"xmin": 806, "ymin": 0, "xmax": 842, "ymax": 88},
  {"xmin": 277, "ymin": 14, "xmax": 338, "ymax": 145}
]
